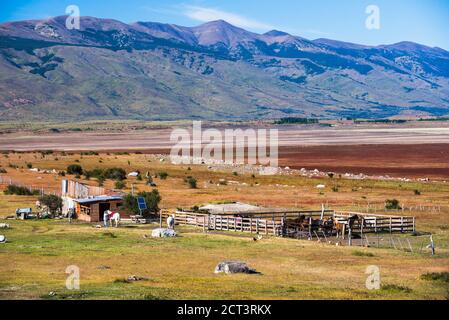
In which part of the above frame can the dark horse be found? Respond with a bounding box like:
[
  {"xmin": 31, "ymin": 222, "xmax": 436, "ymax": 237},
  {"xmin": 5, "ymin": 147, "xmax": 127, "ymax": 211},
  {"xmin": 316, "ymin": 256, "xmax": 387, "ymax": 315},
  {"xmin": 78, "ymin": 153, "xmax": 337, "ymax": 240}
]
[{"xmin": 332, "ymin": 214, "xmax": 360, "ymax": 238}]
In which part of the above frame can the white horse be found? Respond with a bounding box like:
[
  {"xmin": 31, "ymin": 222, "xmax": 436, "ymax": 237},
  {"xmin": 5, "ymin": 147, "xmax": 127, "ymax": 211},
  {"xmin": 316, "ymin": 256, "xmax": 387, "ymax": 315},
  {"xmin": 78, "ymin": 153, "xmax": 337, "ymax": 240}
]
[
  {"xmin": 106, "ymin": 210, "xmax": 121, "ymax": 228},
  {"xmin": 167, "ymin": 215, "xmax": 175, "ymax": 230}
]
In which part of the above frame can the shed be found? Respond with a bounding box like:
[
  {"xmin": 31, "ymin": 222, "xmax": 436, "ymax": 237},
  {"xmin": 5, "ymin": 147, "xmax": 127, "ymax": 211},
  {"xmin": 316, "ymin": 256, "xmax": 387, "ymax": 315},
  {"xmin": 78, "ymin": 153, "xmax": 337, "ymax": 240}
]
[{"xmin": 73, "ymin": 196, "xmax": 124, "ymax": 222}]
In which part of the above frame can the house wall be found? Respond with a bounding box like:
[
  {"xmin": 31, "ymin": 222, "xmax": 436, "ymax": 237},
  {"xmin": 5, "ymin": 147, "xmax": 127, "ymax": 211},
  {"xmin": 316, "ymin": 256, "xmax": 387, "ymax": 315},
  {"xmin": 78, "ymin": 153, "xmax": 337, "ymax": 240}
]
[{"xmin": 75, "ymin": 200, "xmax": 125, "ymax": 223}]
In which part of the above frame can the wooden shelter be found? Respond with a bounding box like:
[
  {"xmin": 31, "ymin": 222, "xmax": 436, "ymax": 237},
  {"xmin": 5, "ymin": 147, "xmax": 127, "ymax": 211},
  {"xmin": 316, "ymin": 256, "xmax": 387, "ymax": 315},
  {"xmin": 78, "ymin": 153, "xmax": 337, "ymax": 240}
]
[{"xmin": 74, "ymin": 196, "xmax": 124, "ymax": 223}]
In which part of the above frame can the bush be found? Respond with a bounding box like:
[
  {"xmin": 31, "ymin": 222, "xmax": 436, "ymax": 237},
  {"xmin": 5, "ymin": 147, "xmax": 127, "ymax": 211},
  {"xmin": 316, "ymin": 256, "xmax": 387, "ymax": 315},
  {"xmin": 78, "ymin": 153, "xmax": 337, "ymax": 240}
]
[
  {"xmin": 381, "ymin": 284, "xmax": 412, "ymax": 293},
  {"xmin": 414, "ymin": 189, "xmax": 421, "ymax": 196},
  {"xmin": 67, "ymin": 164, "xmax": 83, "ymax": 175},
  {"xmin": 158, "ymin": 172, "xmax": 169, "ymax": 180},
  {"xmin": 97, "ymin": 176, "xmax": 105, "ymax": 187},
  {"xmin": 4, "ymin": 184, "xmax": 39, "ymax": 196},
  {"xmin": 115, "ymin": 181, "xmax": 126, "ymax": 190},
  {"xmin": 103, "ymin": 168, "xmax": 127, "ymax": 181},
  {"xmin": 421, "ymin": 272, "xmax": 449, "ymax": 283},
  {"xmin": 39, "ymin": 194, "xmax": 63, "ymax": 215},
  {"xmin": 0, "ymin": 168, "xmax": 7, "ymax": 174},
  {"xmin": 26, "ymin": 163, "xmax": 33, "ymax": 169},
  {"xmin": 385, "ymin": 199, "xmax": 401, "ymax": 210},
  {"xmin": 123, "ymin": 190, "xmax": 162, "ymax": 216},
  {"xmin": 185, "ymin": 176, "xmax": 197, "ymax": 189}
]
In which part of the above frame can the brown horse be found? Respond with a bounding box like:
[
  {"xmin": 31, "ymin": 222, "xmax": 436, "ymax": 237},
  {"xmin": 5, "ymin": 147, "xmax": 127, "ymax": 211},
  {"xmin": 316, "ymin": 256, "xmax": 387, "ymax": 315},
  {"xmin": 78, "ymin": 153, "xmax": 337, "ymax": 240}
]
[
  {"xmin": 333, "ymin": 214, "xmax": 360, "ymax": 239},
  {"xmin": 332, "ymin": 217, "xmax": 345, "ymax": 239},
  {"xmin": 288, "ymin": 215, "xmax": 307, "ymax": 231}
]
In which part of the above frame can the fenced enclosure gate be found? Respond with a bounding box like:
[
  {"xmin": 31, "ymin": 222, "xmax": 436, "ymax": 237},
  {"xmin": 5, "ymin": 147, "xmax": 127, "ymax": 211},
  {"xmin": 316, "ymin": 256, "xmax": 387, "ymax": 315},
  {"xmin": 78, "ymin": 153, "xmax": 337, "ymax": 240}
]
[{"xmin": 164, "ymin": 210, "xmax": 416, "ymax": 238}]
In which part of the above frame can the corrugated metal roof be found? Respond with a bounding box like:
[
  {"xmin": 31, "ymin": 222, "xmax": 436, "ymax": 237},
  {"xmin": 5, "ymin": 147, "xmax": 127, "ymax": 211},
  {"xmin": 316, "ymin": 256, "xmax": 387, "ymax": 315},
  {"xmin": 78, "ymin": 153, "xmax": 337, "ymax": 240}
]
[{"xmin": 74, "ymin": 196, "xmax": 123, "ymax": 205}]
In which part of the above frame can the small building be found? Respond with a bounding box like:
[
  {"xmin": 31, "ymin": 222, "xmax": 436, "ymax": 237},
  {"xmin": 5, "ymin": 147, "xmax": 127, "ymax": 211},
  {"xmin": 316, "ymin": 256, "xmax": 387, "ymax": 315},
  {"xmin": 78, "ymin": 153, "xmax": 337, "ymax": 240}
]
[{"xmin": 73, "ymin": 196, "xmax": 124, "ymax": 223}]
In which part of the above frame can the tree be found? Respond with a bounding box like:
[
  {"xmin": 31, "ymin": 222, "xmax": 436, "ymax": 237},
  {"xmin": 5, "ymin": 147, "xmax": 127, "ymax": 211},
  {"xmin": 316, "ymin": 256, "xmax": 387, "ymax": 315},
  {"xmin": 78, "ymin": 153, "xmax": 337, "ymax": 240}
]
[
  {"xmin": 67, "ymin": 164, "xmax": 83, "ymax": 175},
  {"xmin": 122, "ymin": 190, "xmax": 162, "ymax": 216},
  {"xmin": 39, "ymin": 194, "xmax": 63, "ymax": 216}
]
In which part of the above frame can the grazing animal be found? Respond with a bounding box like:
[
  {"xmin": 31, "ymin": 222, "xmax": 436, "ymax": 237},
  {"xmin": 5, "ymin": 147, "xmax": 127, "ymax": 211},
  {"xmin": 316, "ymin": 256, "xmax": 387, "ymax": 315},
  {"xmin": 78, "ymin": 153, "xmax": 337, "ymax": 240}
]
[
  {"xmin": 348, "ymin": 215, "xmax": 360, "ymax": 229},
  {"xmin": 332, "ymin": 217, "xmax": 345, "ymax": 239},
  {"xmin": 107, "ymin": 210, "xmax": 121, "ymax": 228},
  {"xmin": 289, "ymin": 215, "xmax": 307, "ymax": 231},
  {"xmin": 167, "ymin": 215, "xmax": 175, "ymax": 230}
]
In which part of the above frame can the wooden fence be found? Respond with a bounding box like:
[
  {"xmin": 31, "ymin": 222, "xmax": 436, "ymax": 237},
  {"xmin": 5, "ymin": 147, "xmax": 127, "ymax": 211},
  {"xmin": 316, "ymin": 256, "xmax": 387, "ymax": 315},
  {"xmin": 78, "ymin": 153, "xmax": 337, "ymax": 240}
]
[
  {"xmin": 334, "ymin": 212, "xmax": 416, "ymax": 233},
  {"xmin": 164, "ymin": 210, "xmax": 416, "ymax": 237}
]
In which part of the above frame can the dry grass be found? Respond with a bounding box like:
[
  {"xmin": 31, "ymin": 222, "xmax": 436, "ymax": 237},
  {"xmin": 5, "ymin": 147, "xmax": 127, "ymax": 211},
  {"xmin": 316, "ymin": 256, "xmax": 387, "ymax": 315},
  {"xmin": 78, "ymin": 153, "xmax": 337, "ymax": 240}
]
[{"xmin": 0, "ymin": 151, "xmax": 448, "ymax": 300}]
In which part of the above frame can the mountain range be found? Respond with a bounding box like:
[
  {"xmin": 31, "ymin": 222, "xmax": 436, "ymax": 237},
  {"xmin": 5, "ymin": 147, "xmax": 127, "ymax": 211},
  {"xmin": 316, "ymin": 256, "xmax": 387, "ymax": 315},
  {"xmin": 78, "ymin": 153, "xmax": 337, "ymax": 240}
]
[{"xmin": 1, "ymin": 16, "xmax": 449, "ymax": 121}]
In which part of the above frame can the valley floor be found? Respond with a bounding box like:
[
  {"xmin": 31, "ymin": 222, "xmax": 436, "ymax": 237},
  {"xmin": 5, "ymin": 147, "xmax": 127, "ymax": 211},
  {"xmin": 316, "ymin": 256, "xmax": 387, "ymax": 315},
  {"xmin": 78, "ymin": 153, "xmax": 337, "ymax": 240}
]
[{"xmin": 0, "ymin": 150, "xmax": 448, "ymax": 300}]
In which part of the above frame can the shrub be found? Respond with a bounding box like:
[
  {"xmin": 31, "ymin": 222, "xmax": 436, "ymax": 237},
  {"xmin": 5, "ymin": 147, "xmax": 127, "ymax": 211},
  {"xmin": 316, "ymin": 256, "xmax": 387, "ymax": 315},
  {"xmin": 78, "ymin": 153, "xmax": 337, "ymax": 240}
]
[
  {"xmin": 421, "ymin": 272, "xmax": 449, "ymax": 283},
  {"xmin": 332, "ymin": 186, "xmax": 339, "ymax": 192},
  {"xmin": 97, "ymin": 176, "xmax": 105, "ymax": 187},
  {"xmin": 103, "ymin": 168, "xmax": 127, "ymax": 181},
  {"xmin": 115, "ymin": 181, "xmax": 126, "ymax": 190},
  {"xmin": 0, "ymin": 168, "xmax": 7, "ymax": 173},
  {"xmin": 26, "ymin": 163, "xmax": 33, "ymax": 169},
  {"xmin": 123, "ymin": 190, "xmax": 162, "ymax": 216},
  {"xmin": 185, "ymin": 176, "xmax": 197, "ymax": 189},
  {"xmin": 85, "ymin": 168, "xmax": 103, "ymax": 180},
  {"xmin": 414, "ymin": 189, "xmax": 421, "ymax": 196},
  {"xmin": 67, "ymin": 164, "xmax": 83, "ymax": 175},
  {"xmin": 158, "ymin": 172, "xmax": 169, "ymax": 180},
  {"xmin": 381, "ymin": 284, "xmax": 412, "ymax": 293},
  {"xmin": 39, "ymin": 194, "xmax": 63, "ymax": 215},
  {"xmin": 385, "ymin": 199, "xmax": 401, "ymax": 210},
  {"xmin": 4, "ymin": 185, "xmax": 39, "ymax": 196}
]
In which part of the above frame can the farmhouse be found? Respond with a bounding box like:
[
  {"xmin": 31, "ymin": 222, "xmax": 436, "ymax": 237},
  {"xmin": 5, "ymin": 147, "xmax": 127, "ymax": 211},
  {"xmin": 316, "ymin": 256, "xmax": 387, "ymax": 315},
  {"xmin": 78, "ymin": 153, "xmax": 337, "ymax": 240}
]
[
  {"xmin": 61, "ymin": 179, "xmax": 125, "ymax": 223},
  {"xmin": 74, "ymin": 196, "xmax": 124, "ymax": 223}
]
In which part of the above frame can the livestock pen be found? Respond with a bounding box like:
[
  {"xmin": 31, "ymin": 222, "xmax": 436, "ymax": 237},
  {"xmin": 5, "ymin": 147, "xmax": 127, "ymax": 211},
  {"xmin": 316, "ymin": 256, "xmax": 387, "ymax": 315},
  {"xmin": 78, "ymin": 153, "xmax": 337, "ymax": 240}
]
[{"xmin": 163, "ymin": 209, "xmax": 416, "ymax": 238}]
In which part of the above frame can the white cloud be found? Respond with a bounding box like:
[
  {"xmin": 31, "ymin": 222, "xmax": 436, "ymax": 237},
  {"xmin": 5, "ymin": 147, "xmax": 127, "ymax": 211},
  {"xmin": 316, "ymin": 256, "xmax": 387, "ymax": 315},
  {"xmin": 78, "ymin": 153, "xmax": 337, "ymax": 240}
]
[{"xmin": 182, "ymin": 6, "xmax": 274, "ymax": 31}]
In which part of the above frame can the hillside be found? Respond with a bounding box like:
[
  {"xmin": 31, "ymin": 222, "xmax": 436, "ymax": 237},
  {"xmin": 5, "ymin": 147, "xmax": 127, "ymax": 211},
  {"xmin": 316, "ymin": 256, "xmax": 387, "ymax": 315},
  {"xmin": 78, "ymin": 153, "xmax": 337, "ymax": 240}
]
[{"xmin": 0, "ymin": 16, "xmax": 449, "ymax": 121}]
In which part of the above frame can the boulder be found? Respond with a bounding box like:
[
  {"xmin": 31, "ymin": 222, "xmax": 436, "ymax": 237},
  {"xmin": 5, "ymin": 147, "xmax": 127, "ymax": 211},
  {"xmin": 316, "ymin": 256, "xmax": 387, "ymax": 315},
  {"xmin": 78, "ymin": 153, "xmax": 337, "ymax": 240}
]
[
  {"xmin": 151, "ymin": 228, "xmax": 177, "ymax": 238},
  {"xmin": 0, "ymin": 235, "xmax": 7, "ymax": 243},
  {"xmin": 0, "ymin": 223, "xmax": 10, "ymax": 229},
  {"xmin": 214, "ymin": 261, "xmax": 259, "ymax": 275}
]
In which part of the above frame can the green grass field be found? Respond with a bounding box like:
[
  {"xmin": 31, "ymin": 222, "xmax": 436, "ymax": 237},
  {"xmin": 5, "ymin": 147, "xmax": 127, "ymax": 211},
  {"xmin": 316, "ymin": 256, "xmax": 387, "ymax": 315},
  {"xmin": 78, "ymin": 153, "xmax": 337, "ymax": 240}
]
[{"xmin": 1, "ymin": 216, "xmax": 448, "ymax": 300}]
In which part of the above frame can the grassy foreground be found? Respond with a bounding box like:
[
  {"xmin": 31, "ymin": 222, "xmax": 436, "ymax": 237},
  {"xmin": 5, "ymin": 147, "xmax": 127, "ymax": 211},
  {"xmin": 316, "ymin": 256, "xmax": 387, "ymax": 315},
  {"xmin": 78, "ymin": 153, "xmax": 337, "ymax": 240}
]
[{"xmin": 1, "ymin": 217, "xmax": 448, "ymax": 300}]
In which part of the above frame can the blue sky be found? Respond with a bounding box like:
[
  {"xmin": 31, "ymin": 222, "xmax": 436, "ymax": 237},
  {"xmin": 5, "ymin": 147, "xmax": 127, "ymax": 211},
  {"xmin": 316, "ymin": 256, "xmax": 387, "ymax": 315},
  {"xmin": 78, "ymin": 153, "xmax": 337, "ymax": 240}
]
[{"xmin": 1, "ymin": 0, "xmax": 448, "ymax": 49}]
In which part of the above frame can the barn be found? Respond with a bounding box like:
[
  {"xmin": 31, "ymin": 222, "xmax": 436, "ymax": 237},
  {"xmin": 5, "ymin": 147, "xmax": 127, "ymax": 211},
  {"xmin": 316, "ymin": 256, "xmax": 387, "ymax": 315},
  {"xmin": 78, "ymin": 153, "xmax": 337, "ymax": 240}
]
[{"xmin": 74, "ymin": 196, "xmax": 124, "ymax": 223}]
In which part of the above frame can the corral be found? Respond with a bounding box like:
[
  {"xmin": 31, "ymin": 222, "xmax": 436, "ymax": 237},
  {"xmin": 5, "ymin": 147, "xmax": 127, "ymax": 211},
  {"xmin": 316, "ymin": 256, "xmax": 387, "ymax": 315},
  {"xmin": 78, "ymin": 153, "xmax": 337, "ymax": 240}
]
[{"xmin": 165, "ymin": 209, "xmax": 416, "ymax": 240}]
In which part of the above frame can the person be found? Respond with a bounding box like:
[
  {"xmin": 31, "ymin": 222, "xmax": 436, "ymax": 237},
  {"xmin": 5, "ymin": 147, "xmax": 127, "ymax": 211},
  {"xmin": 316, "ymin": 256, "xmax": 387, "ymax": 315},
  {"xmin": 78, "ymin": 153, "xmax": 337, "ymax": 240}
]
[
  {"xmin": 68, "ymin": 208, "xmax": 75, "ymax": 224},
  {"xmin": 103, "ymin": 210, "xmax": 110, "ymax": 228}
]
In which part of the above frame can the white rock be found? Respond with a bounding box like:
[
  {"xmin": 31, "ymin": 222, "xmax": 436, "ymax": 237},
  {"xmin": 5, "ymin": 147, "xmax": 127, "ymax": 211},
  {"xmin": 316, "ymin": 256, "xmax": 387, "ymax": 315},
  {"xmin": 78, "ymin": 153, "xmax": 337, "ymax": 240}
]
[{"xmin": 152, "ymin": 228, "xmax": 177, "ymax": 238}]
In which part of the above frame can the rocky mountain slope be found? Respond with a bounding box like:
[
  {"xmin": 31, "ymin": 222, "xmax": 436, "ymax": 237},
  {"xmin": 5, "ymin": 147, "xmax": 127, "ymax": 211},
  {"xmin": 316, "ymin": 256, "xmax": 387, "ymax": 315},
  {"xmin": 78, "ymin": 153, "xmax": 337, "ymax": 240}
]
[{"xmin": 0, "ymin": 16, "xmax": 448, "ymax": 121}]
